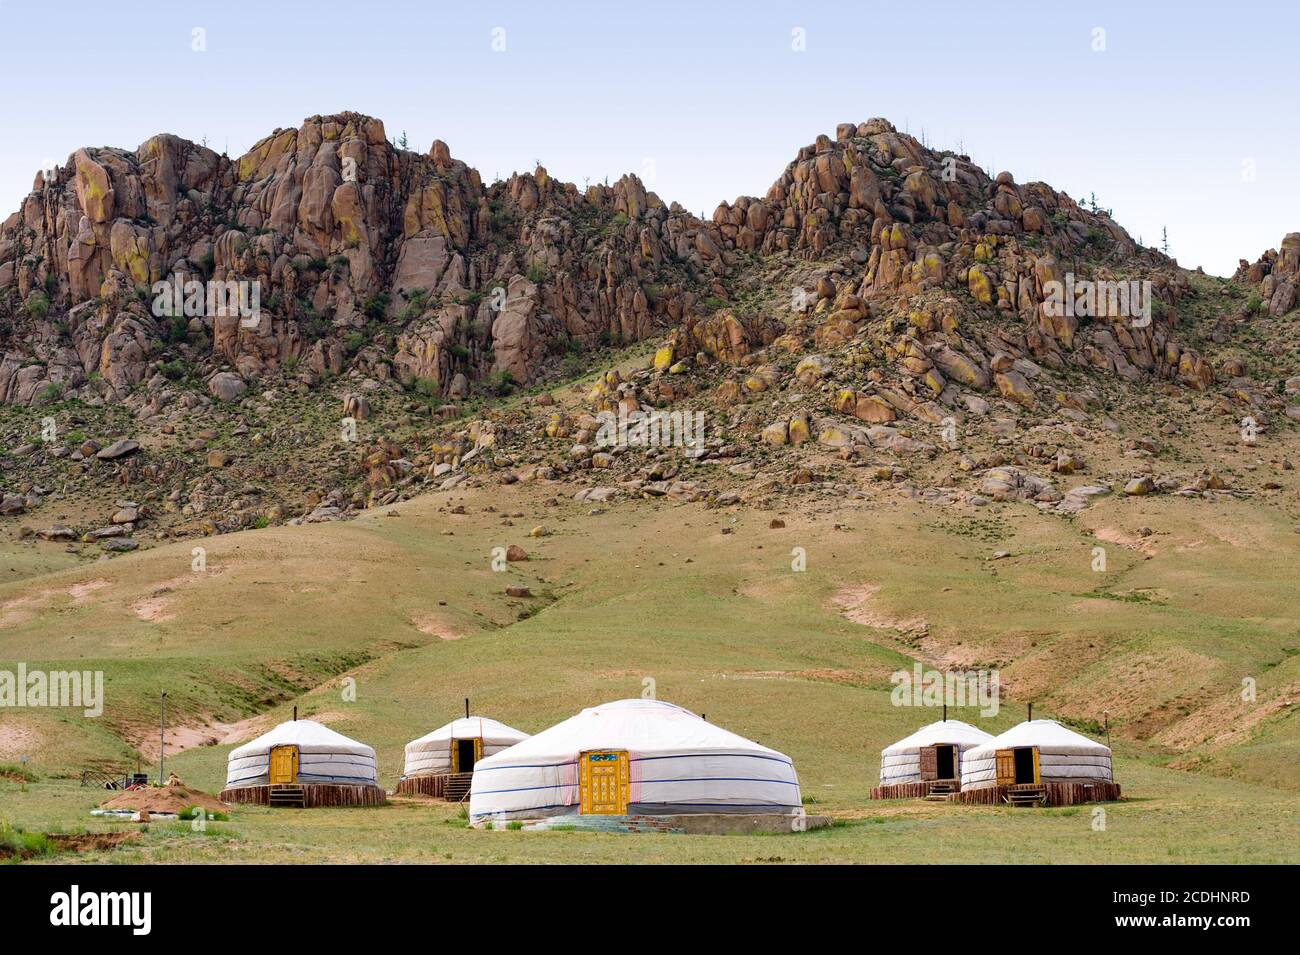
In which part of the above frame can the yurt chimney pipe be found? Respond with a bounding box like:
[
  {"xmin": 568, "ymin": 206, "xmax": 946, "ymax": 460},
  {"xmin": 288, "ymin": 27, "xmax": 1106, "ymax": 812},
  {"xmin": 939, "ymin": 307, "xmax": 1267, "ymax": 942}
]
[
  {"xmin": 1028, "ymin": 702, "xmax": 1033, "ymax": 722},
  {"xmin": 465, "ymin": 698, "xmax": 470, "ymax": 719},
  {"xmin": 293, "ymin": 705, "xmax": 297, "ymax": 721},
  {"xmin": 943, "ymin": 704, "xmax": 947, "ymax": 722}
]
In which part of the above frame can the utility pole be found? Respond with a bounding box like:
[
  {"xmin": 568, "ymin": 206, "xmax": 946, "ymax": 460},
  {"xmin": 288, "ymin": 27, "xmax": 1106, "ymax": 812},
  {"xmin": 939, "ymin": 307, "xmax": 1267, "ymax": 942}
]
[{"xmin": 158, "ymin": 692, "xmax": 167, "ymax": 786}]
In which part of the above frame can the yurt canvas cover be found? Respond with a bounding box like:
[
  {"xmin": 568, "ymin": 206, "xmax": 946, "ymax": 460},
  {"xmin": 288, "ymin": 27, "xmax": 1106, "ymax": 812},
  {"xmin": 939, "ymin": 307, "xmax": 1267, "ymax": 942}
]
[
  {"xmin": 469, "ymin": 699, "xmax": 801, "ymax": 822},
  {"xmin": 879, "ymin": 719, "xmax": 994, "ymax": 785},
  {"xmin": 403, "ymin": 716, "xmax": 530, "ymax": 776},
  {"xmin": 961, "ymin": 719, "xmax": 1112, "ymax": 790},
  {"xmin": 226, "ymin": 719, "xmax": 378, "ymax": 788}
]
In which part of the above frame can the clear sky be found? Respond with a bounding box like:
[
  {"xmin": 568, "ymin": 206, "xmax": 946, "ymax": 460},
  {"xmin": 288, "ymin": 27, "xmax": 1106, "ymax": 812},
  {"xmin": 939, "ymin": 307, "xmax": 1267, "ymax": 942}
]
[{"xmin": 1, "ymin": 0, "xmax": 1294, "ymax": 276}]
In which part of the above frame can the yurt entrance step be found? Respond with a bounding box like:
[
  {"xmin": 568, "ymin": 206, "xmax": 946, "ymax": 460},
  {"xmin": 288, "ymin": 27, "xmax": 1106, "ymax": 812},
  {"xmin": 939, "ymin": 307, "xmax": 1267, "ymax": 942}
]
[
  {"xmin": 268, "ymin": 784, "xmax": 306, "ymax": 808},
  {"xmin": 443, "ymin": 772, "xmax": 473, "ymax": 802},
  {"xmin": 1004, "ymin": 785, "xmax": 1047, "ymax": 807},
  {"xmin": 925, "ymin": 780, "xmax": 958, "ymax": 800}
]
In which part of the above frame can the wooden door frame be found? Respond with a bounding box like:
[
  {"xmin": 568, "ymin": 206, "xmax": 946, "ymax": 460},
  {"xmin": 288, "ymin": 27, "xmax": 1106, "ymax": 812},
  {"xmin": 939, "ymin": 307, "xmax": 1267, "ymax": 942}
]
[
  {"xmin": 450, "ymin": 737, "xmax": 483, "ymax": 773},
  {"xmin": 997, "ymin": 746, "xmax": 1041, "ymax": 785}
]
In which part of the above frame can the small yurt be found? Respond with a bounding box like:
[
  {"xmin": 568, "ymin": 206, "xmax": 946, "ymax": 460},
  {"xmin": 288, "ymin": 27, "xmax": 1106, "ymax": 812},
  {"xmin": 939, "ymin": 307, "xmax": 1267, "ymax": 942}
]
[
  {"xmin": 397, "ymin": 715, "xmax": 530, "ymax": 799},
  {"xmin": 219, "ymin": 718, "xmax": 384, "ymax": 808},
  {"xmin": 960, "ymin": 719, "xmax": 1119, "ymax": 805},
  {"xmin": 468, "ymin": 699, "xmax": 802, "ymax": 828},
  {"xmin": 874, "ymin": 718, "xmax": 994, "ymax": 798}
]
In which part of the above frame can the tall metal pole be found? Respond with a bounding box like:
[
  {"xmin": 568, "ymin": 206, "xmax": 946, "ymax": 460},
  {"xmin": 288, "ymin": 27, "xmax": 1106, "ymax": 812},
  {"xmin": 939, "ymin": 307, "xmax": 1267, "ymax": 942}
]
[{"xmin": 159, "ymin": 692, "xmax": 167, "ymax": 785}]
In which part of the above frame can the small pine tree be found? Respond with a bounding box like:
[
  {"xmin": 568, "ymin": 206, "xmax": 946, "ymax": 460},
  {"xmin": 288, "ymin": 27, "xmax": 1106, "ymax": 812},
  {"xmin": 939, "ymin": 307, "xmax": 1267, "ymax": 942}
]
[
  {"xmin": 397, "ymin": 130, "xmax": 409, "ymax": 150},
  {"xmin": 1161, "ymin": 226, "xmax": 1169, "ymax": 255}
]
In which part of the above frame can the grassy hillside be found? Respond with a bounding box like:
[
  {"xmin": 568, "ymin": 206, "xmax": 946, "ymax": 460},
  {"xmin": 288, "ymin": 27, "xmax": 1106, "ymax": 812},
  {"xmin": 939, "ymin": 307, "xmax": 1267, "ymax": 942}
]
[{"xmin": 2, "ymin": 470, "xmax": 1297, "ymax": 863}]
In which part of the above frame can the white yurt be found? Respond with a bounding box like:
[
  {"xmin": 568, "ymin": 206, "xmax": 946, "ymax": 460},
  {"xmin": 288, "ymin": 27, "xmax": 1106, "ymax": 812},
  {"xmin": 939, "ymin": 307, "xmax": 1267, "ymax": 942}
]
[
  {"xmin": 220, "ymin": 718, "xmax": 383, "ymax": 807},
  {"xmin": 961, "ymin": 719, "xmax": 1114, "ymax": 791},
  {"xmin": 468, "ymin": 699, "xmax": 801, "ymax": 825},
  {"xmin": 878, "ymin": 719, "xmax": 994, "ymax": 791},
  {"xmin": 404, "ymin": 716, "xmax": 530, "ymax": 777},
  {"xmin": 397, "ymin": 715, "xmax": 530, "ymax": 798}
]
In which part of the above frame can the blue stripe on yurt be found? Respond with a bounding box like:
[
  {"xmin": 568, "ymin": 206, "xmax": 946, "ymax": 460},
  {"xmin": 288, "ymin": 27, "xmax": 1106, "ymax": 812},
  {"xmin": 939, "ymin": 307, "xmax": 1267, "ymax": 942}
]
[
  {"xmin": 473, "ymin": 760, "xmax": 578, "ymax": 773},
  {"xmin": 632, "ymin": 752, "xmax": 794, "ymax": 767}
]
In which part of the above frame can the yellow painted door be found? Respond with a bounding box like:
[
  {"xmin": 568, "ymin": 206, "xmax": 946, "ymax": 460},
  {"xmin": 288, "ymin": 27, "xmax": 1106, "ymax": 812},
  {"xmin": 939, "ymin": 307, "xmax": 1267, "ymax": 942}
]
[
  {"xmin": 580, "ymin": 751, "xmax": 629, "ymax": 814},
  {"xmin": 269, "ymin": 745, "xmax": 298, "ymax": 784},
  {"xmin": 995, "ymin": 748, "xmax": 1015, "ymax": 786},
  {"xmin": 1031, "ymin": 747, "xmax": 1041, "ymax": 784}
]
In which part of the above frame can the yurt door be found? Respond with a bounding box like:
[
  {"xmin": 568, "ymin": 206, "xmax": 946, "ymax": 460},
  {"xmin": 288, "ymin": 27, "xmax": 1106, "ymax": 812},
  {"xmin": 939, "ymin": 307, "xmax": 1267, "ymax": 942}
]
[
  {"xmin": 919, "ymin": 746, "xmax": 938, "ymax": 781},
  {"xmin": 579, "ymin": 750, "xmax": 629, "ymax": 815},
  {"xmin": 935, "ymin": 744, "xmax": 956, "ymax": 780},
  {"xmin": 995, "ymin": 749, "xmax": 1016, "ymax": 786},
  {"xmin": 1014, "ymin": 747, "xmax": 1040, "ymax": 784},
  {"xmin": 269, "ymin": 745, "xmax": 298, "ymax": 784},
  {"xmin": 452, "ymin": 738, "xmax": 482, "ymax": 773},
  {"xmin": 999, "ymin": 746, "xmax": 1040, "ymax": 785}
]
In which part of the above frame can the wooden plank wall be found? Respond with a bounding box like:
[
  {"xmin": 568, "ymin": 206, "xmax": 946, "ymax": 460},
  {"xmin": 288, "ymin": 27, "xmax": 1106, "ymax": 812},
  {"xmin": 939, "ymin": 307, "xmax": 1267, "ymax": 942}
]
[
  {"xmin": 395, "ymin": 774, "xmax": 448, "ymax": 797},
  {"xmin": 869, "ymin": 782, "xmax": 931, "ymax": 800},
  {"xmin": 956, "ymin": 782, "xmax": 1122, "ymax": 806},
  {"xmin": 218, "ymin": 784, "xmax": 388, "ymax": 807}
]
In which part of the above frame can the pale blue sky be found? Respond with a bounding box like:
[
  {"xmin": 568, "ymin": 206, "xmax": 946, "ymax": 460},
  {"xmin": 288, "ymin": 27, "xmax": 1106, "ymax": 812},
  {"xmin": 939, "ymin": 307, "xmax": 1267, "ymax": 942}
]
[{"xmin": 1, "ymin": 0, "xmax": 1294, "ymax": 275}]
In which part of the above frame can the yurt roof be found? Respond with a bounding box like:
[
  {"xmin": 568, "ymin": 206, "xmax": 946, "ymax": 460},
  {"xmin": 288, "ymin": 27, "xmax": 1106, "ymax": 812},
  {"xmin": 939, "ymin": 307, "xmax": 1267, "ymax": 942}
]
[
  {"xmin": 229, "ymin": 719, "xmax": 374, "ymax": 760},
  {"xmin": 968, "ymin": 719, "xmax": 1109, "ymax": 758},
  {"xmin": 405, "ymin": 716, "xmax": 529, "ymax": 752},
  {"xmin": 474, "ymin": 699, "xmax": 790, "ymax": 767},
  {"xmin": 881, "ymin": 719, "xmax": 995, "ymax": 755}
]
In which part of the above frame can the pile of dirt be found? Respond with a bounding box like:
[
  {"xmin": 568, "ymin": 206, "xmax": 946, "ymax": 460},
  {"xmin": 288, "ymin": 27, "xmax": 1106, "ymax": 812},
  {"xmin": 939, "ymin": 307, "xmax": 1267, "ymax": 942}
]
[{"xmin": 98, "ymin": 784, "xmax": 229, "ymax": 814}]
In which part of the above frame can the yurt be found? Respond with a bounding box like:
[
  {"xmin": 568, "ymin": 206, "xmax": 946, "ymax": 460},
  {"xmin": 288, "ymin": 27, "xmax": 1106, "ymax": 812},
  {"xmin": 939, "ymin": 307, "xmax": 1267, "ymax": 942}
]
[
  {"xmin": 219, "ymin": 718, "xmax": 385, "ymax": 808},
  {"xmin": 396, "ymin": 715, "xmax": 530, "ymax": 800},
  {"xmin": 873, "ymin": 718, "xmax": 994, "ymax": 799},
  {"xmin": 468, "ymin": 699, "xmax": 802, "ymax": 829},
  {"xmin": 959, "ymin": 719, "xmax": 1119, "ymax": 806}
]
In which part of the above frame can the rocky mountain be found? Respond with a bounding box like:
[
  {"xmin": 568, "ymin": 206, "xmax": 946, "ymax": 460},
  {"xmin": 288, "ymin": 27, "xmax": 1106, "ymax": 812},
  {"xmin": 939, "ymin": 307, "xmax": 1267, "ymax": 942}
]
[
  {"xmin": 0, "ymin": 111, "xmax": 1211, "ymax": 406},
  {"xmin": 1, "ymin": 112, "xmax": 1297, "ymax": 550}
]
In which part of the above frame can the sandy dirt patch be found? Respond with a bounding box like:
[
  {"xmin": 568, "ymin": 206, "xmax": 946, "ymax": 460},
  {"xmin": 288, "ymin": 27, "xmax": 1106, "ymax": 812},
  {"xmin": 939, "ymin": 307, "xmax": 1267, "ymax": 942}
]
[
  {"xmin": 1092, "ymin": 526, "xmax": 1158, "ymax": 557},
  {"xmin": 129, "ymin": 713, "xmax": 268, "ymax": 759},
  {"xmin": 832, "ymin": 584, "xmax": 928, "ymax": 635},
  {"xmin": 130, "ymin": 592, "xmax": 176, "ymax": 622},
  {"xmin": 67, "ymin": 578, "xmax": 112, "ymax": 601},
  {"xmin": 1, "ymin": 578, "xmax": 115, "ymax": 627},
  {"xmin": 1153, "ymin": 680, "xmax": 1300, "ymax": 751},
  {"xmin": 412, "ymin": 614, "xmax": 464, "ymax": 640},
  {"xmin": 0, "ymin": 719, "xmax": 41, "ymax": 760}
]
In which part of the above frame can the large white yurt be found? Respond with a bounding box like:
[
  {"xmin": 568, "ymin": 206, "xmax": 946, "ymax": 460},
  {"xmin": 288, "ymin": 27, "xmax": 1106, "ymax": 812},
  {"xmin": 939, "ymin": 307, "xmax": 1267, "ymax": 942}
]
[
  {"xmin": 878, "ymin": 719, "xmax": 994, "ymax": 793},
  {"xmin": 468, "ymin": 699, "xmax": 801, "ymax": 825},
  {"xmin": 220, "ymin": 718, "xmax": 383, "ymax": 807},
  {"xmin": 961, "ymin": 719, "xmax": 1114, "ymax": 792},
  {"xmin": 397, "ymin": 715, "xmax": 530, "ymax": 798}
]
